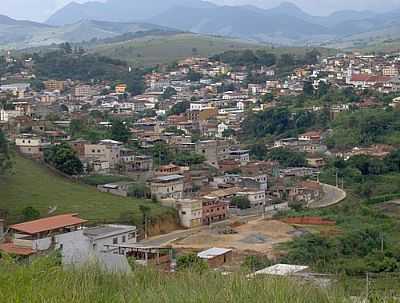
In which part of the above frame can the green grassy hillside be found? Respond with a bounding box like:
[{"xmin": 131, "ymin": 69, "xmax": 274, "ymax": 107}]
[
  {"xmin": 92, "ymin": 33, "xmax": 336, "ymax": 66},
  {"xmin": 92, "ymin": 33, "xmax": 261, "ymax": 66},
  {"xmin": 0, "ymin": 156, "xmax": 175, "ymax": 225}
]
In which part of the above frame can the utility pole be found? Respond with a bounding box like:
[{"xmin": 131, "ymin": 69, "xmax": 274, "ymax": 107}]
[
  {"xmin": 335, "ymin": 169, "xmax": 339, "ymax": 188},
  {"xmin": 366, "ymin": 272, "xmax": 370, "ymax": 302}
]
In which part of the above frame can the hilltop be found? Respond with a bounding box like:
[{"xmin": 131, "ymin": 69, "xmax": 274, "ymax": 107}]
[{"xmin": 91, "ymin": 33, "xmax": 262, "ymax": 66}]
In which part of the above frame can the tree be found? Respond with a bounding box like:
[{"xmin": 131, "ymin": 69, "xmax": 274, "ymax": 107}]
[
  {"xmin": 278, "ymin": 53, "xmax": 296, "ymax": 67},
  {"xmin": 231, "ymin": 196, "xmax": 251, "ymax": 210},
  {"xmin": 111, "ymin": 120, "xmax": 130, "ymax": 143},
  {"xmin": 187, "ymin": 70, "xmax": 202, "ymax": 82},
  {"xmin": 241, "ymin": 108, "xmax": 290, "ymax": 139},
  {"xmin": 176, "ymin": 253, "xmax": 208, "ymax": 272},
  {"xmin": 268, "ymin": 148, "xmax": 307, "ymax": 168},
  {"xmin": 44, "ymin": 143, "xmax": 83, "ymax": 176},
  {"xmin": 303, "ymin": 49, "xmax": 321, "ymax": 65},
  {"xmin": 168, "ymin": 101, "xmax": 190, "ymax": 115},
  {"xmin": 129, "ymin": 183, "xmax": 151, "ymax": 199},
  {"xmin": 0, "ymin": 130, "xmax": 11, "ymax": 175},
  {"xmin": 22, "ymin": 206, "xmax": 40, "ymax": 221},
  {"xmin": 260, "ymin": 93, "xmax": 274, "ymax": 103},
  {"xmin": 152, "ymin": 143, "xmax": 174, "ymax": 166},
  {"xmin": 385, "ymin": 149, "xmax": 400, "ymax": 172},
  {"xmin": 222, "ymin": 128, "xmax": 236, "ymax": 138},
  {"xmin": 249, "ymin": 143, "xmax": 268, "ymax": 160},
  {"xmin": 69, "ymin": 119, "xmax": 85, "ymax": 137},
  {"xmin": 139, "ymin": 205, "xmax": 151, "ymax": 239},
  {"xmin": 303, "ymin": 81, "xmax": 314, "ymax": 96},
  {"xmin": 162, "ymin": 87, "xmax": 177, "ymax": 100}
]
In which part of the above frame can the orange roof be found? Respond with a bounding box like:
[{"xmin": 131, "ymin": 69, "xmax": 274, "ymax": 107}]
[
  {"xmin": 0, "ymin": 243, "xmax": 35, "ymax": 256},
  {"xmin": 10, "ymin": 214, "xmax": 87, "ymax": 235}
]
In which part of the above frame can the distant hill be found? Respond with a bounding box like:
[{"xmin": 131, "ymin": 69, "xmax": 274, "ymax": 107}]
[
  {"xmin": 0, "ymin": 16, "xmax": 170, "ymax": 49},
  {"xmin": 91, "ymin": 33, "xmax": 262, "ymax": 66},
  {"xmin": 47, "ymin": 0, "xmax": 400, "ymax": 47}
]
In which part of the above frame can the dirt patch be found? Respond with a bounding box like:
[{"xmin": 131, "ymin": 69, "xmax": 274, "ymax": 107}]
[
  {"xmin": 171, "ymin": 219, "xmax": 296, "ymax": 254},
  {"xmin": 282, "ymin": 216, "xmax": 336, "ymax": 225}
]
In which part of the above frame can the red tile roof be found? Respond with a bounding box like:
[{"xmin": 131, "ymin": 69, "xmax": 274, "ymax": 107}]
[
  {"xmin": 10, "ymin": 214, "xmax": 87, "ymax": 235},
  {"xmin": 0, "ymin": 243, "xmax": 35, "ymax": 256}
]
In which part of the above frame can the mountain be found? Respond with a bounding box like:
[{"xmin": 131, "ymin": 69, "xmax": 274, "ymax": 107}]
[
  {"xmin": 46, "ymin": 0, "xmax": 216, "ymax": 26},
  {"xmin": 46, "ymin": 0, "xmax": 400, "ymax": 46},
  {"xmin": 0, "ymin": 16, "xmax": 171, "ymax": 49},
  {"xmin": 149, "ymin": 5, "xmax": 331, "ymax": 44}
]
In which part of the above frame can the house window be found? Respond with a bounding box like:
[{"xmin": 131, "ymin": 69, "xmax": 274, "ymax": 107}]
[
  {"xmin": 122, "ymin": 236, "xmax": 126, "ymax": 243},
  {"xmin": 113, "ymin": 237, "xmax": 118, "ymax": 245},
  {"xmin": 181, "ymin": 211, "xmax": 187, "ymax": 215}
]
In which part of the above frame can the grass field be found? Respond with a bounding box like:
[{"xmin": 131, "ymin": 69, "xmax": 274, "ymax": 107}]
[
  {"xmin": 0, "ymin": 156, "xmax": 175, "ymax": 225},
  {"xmin": 93, "ymin": 33, "xmax": 259, "ymax": 66},
  {"xmin": 0, "ymin": 256, "xmax": 348, "ymax": 303},
  {"xmin": 93, "ymin": 33, "xmax": 336, "ymax": 66}
]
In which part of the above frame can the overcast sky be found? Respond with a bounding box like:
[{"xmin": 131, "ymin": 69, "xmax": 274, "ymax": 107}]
[{"xmin": 2, "ymin": 0, "xmax": 400, "ymax": 22}]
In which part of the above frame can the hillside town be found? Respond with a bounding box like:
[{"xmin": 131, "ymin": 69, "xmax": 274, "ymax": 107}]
[{"xmin": 1, "ymin": 48, "xmax": 400, "ymax": 281}]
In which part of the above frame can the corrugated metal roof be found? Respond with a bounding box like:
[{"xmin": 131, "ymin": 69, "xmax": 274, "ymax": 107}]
[{"xmin": 197, "ymin": 247, "xmax": 232, "ymax": 259}]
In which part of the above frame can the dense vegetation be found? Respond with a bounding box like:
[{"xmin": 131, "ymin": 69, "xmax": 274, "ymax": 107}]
[
  {"xmin": 241, "ymin": 107, "xmax": 327, "ymax": 141},
  {"xmin": 32, "ymin": 46, "xmax": 145, "ymax": 95},
  {"xmin": 44, "ymin": 143, "xmax": 84, "ymax": 176},
  {"xmin": 0, "ymin": 130, "xmax": 11, "ymax": 175},
  {"xmin": 278, "ymin": 149, "xmax": 400, "ymax": 275},
  {"xmin": 327, "ymin": 109, "xmax": 400, "ymax": 149},
  {"xmin": 211, "ymin": 49, "xmax": 321, "ymax": 74}
]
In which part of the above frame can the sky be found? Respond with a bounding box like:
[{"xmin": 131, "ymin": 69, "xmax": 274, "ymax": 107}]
[{"xmin": 1, "ymin": 0, "xmax": 400, "ymax": 22}]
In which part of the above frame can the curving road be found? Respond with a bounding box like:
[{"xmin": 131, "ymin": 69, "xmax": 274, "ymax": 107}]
[{"xmin": 308, "ymin": 183, "xmax": 347, "ymax": 209}]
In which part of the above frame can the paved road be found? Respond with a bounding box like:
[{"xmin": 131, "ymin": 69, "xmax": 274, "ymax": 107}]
[
  {"xmin": 308, "ymin": 183, "xmax": 347, "ymax": 209},
  {"xmin": 138, "ymin": 216, "xmax": 258, "ymax": 247},
  {"xmin": 138, "ymin": 184, "xmax": 346, "ymax": 247}
]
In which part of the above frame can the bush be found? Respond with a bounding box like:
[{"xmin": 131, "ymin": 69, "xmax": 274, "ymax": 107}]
[
  {"xmin": 231, "ymin": 196, "xmax": 251, "ymax": 210},
  {"xmin": 176, "ymin": 254, "xmax": 208, "ymax": 273},
  {"xmin": 21, "ymin": 206, "xmax": 40, "ymax": 221}
]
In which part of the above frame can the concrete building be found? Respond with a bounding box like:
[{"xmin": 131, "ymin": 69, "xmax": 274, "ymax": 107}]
[
  {"xmin": 44, "ymin": 80, "xmax": 65, "ymax": 92},
  {"xmin": 97, "ymin": 181, "xmax": 136, "ymax": 197},
  {"xmin": 0, "ymin": 214, "xmax": 87, "ymax": 257},
  {"xmin": 201, "ymin": 197, "xmax": 229, "ymax": 225},
  {"xmin": 176, "ymin": 199, "xmax": 203, "ymax": 228},
  {"xmin": 15, "ymin": 134, "xmax": 50, "ymax": 159},
  {"xmin": 84, "ymin": 140, "xmax": 122, "ymax": 170},
  {"xmin": 197, "ymin": 247, "xmax": 233, "ymax": 268},
  {"xmin": 150, "ymin": 174, "xmax": 185, "ymax": 200},
  {"xmin": 236, "ymin": 190, "xmax": 266, "ymax": 208},
  {"xmin": 74, "ymin": 85, "xmax": 92, "ymax": 98},
  {"xmin": 195, "ymin": 140, "xmax": 230, "ymax": 168}
]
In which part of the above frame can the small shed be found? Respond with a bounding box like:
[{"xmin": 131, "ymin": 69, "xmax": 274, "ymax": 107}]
[{"xmin": 197, "ymin": 247, "xmax": 233, "ymax": 267}]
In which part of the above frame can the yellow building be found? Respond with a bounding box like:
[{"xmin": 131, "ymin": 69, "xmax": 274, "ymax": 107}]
[
  {"xmin": 44, "ymin": 80, "xmax": 65, "ymax": 92},
  {"xmin": 115, "ymin": 84, "xmax": 128, "ymax": 94}
]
